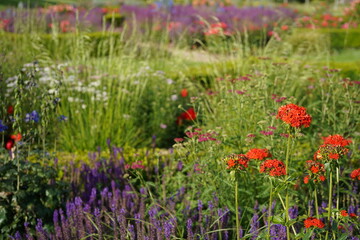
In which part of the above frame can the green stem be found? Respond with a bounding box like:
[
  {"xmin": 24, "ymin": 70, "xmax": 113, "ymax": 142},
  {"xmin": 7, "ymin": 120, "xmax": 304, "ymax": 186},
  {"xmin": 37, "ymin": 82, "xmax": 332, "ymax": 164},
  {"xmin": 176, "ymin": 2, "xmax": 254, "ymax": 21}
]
[
  {"xmin": 284, "ymin": 132, "xmax": 292, "ymax": 240},
  {"xmin": 314, "ymin": 188, "xmax": 319, "ymax": 219},
  {"xmin": 268, "ymin": 178, "xmax": 273, "ymax": 240},
  {"xmin": 325, "ymin": 171, "xmax": 333, "ymax": 240},
  {"xmin": 235, "ymin": 180, "xmax": 240, "ymax": 240},
  {"xmin": 336, "ymin": 167, "xmax": 340, "ymax": 220},
  {"xmin": 16, "ymin": 152, "xmax": 20, "ymax": 191}
]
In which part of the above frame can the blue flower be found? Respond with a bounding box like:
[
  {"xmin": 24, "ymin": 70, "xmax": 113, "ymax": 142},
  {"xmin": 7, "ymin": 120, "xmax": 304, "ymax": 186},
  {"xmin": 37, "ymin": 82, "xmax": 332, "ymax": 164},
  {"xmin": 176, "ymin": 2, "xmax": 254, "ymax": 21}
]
[
  {"xmin": 58, "ymin": 115, "xmax": 68, "ymax": 121},
  {"xmin": 0, "ymin": 120, "xmax": 8, "ymax": 132},
  {"xmin": 25, "ymin": 110, "xmax": 40, "ymax": 123}
]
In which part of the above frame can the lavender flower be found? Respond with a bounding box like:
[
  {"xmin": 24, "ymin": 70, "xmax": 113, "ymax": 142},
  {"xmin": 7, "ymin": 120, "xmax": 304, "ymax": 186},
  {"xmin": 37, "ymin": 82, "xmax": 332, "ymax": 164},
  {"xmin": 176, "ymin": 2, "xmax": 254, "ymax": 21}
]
[{"xmin": 270, "ymin": 224, "xmax": 287, "ymax": 240}]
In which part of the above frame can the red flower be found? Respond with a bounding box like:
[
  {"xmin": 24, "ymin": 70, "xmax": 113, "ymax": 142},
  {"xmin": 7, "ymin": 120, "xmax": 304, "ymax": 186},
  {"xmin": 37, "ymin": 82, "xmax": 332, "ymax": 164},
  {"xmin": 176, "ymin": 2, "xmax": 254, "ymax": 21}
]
[
  {"xmin": 281, "ymin": 25, "xmax": 289, "ymax": 31},
  {"xmin": 176, "ymin": 108, "xmax": 197, "ymax": 125},
  {"xmin": 10, "ymin": 133, "xmax": 22, "ymax": 142},
  {"xmin": 349, "ymin": 213, "xmax": 357, "ymax": 218},
  {"xmin": 174, "ymin": 138, "xmax": 184, "ymax": 143},
  {"xmin": 315, "ymin": 137, "xmax": 350, "ymax": 161},
  {"xmin": 350, "ymin": 168, "xmax": 360, "ymax": 180},
  {"xmin": 7, "ymin": 105, "xmax": 14, "ymax": 114},
  {"xmin": 304, "ymin": 175, "xmax": 310, "ymax": 184},
  {"xmin": 328, "ymin": 153, "xmax": 339, "ymax": 160},
  {"xmin": 304, "ymin": 217, "xmax": 325, "ymax": 229},
  {"xmin": 225, "ymin": 154, "xmax": 249, "ymax": 171},
  {"xmin": 276, "ymin": 103, "xmax": 312, "ymax": 128},
  {"xmin": 319, "ymin": 175, "xmax": 326, "ymax": 182},
  {"xmin": 322, "ymin": 135, "xmax": 351, "ymax": 147},
  {"xmin": 245, "ymin": 148, "xmax": 272, "ymax": 160},
  {"xmin": 182, "ymin": 108, "xmax": 196, "ymax": 121},
  {"xmin": 181, "ymin": 89, "xmax": 188, "ymax": 97},
  {"xmin": 5, "ymin": 139, "xmax": 14, "ymax": 150},
  {"xmin": 306, "ymin": 160, "xmax": 325, "ymax": 174},
  {"xmin": 340, "ymin": 210, "xmax": 349, "ymax": 217},
  {"xmin": 260, "ymin": 159, "xmax": 286, "ymax": 177}
]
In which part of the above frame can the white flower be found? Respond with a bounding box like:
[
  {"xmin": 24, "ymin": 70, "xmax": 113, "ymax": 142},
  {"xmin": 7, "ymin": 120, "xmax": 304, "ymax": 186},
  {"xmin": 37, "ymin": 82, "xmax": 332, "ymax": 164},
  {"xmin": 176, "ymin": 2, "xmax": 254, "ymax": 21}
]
[{"xmin": 171, "ymin": 95, "xmax": 178, "ymax": 101}]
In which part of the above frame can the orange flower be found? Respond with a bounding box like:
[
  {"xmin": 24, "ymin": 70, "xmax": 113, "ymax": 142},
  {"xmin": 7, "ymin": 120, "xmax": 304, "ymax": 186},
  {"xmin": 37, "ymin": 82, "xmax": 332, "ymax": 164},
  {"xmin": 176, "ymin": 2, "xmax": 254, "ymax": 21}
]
[
  {"xmin": 245, "ymin": 148, "xmax": 272, "ymax": 160},
  {"xmin": 10, "ymin": 133, "xmax": 22, "ymax": 142},
  {"xmin": 181, "ymin": 89, "xmax": 188, "ymax": 97},
  {"xmin": 304, "ymin": 217, "xmax": 325, "ymax": 228},
  {"xmin": 319, "ymin": 175, "xmax": 326, "ymax": 182},
  {"xmin": 350, "ymin": 168, "xmax": 360, "ymax": 180},
  {"xmin": 340, "ymin": 210, "xmax": 349, "ymax": 217},
  {"xmin": 281, "ymin": 25, "xmax": 289, "ymax": 31},
  {"xmin": 303, "ymin": 175, "xmax": 310, "ymax": 184},
  {"xmin": 276, "ymin": 103, "xmax": 312, "ymax": 128},
  {"xmin": 328, "ymin": 153, "xmax": 339, "ymax": 160},
  {"xmin": 260, "ymin": 159, "xmax": 286, "ymax": 177},
  {"xmin": 322, "ymin": 135, "xmax": 351, "ymax": 147},
  {"xmin": 225, "ymin": 154, "xmax": 250, "ymax": 171}
]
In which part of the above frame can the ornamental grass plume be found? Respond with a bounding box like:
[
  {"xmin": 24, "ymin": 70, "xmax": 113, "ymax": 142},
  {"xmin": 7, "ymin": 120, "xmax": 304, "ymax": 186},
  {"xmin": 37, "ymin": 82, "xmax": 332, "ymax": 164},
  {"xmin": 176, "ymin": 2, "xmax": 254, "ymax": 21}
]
[
  {"xmin": 245, "ymin": 148, "xmax": 272, "ymax": 160},
  {"xmin": 260, "ymin": 159, "xmax": 286, "ymax": 177},
  {"xmin": 276, "ymin": 103, "xmax": 312, "ymax": 128},
  {"xmin": 303, "ymin": 217, "xmax": 325, "ymax": 229}
]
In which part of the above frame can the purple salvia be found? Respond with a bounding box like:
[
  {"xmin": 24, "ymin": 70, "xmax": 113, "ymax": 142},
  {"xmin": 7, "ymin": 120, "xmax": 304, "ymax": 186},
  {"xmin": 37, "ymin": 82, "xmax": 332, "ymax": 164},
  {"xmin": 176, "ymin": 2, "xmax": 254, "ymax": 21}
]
[
  {"xmin": 319, "ymin": 202, "xmax": 327, "ymax": 215},
  {"xmin": 177, "ymin": 161, "xmax": 183, "ymax": 171},
  {"xmin": 74, "ymin": 197, "xmax": 86, "ymax": 239},
  {"xmin": 12, "ymin": 232, "xmax": 22, "ymax": 240},
  {"xmin": 24, "ymin": 222, "xmax": 34, "ymax": 240},
  {"xmin": 94, "ymin": 208, "xmax": 103, "ymax": 240},
  {"xmin": 187, "ymin": 218, "xmax": 194, "ymax": 240},
  {"xmin": 135, "ymin": 213, "xmax": 143, "ymax": 240},
  {"xmin": 53, "ymin": 210, "xmax": 63, "ymax": 239},
  {"xmin": 89, "ymin": 188, "xmax": 97, "ymax": 206},
  {"xmin": 249, "ymin": 212, "xmax": 259, "ymax": 240},
  {"xmin": 128, "ymin": 223, "xmax": 136, "ymax": 240},
  {"xmin": 262, "ymin": 206, "xmax": 268, "ymax": 227},
  {"xmin": 289, "ymin": 206, "xmax": 298, "ymax": 219},
  {"xmin": 83, "ymin": 204, "xmax": 95, "ymax": 235},
  {"xmin": 163, "ymin": 220, "xmax": 173, "ymax": 240},
  {"xmin": 270, "ymin": 224, "xmax": 287, "ymax": 240},
  {"xmin": 59, "ymin": 208, "xmax": 71, "ymax": 240},
  {"xmin": 117, "ymin": 208, "xmax": 127, "ymax": 240},
  {"xmin": 35, "ymin": 219, "xmax": 47, "ymax": 240}
]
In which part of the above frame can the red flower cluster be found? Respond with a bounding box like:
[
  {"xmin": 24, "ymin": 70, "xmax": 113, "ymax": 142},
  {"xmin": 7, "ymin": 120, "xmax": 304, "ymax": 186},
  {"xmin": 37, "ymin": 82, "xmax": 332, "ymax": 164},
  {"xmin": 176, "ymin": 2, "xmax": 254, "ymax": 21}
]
[
  {"xmin": 304, "ymin": 217, "xmax": 325, "ymax": 229},
  {"xmin": 245, "ymin": 148, "xmax": 272, "ymax": 160},
  {"xmin": 4, "ymin": 133, "xmax": 22, "ymax": 150},
  {"xmin": 276, "ymin": 104, "xmax": 312, "ymax": 128},
  {"xmin": 225, "ymin": 154, "xmax": 250, "ymax": 171},
  {"xmin": 260, "ymin": 159, "xmax": 286, "ymax": 177},
  {"xmin": 322, "ymin": 134, "xmax": 352, "ymax": 147},
  {"xmin": 176, "ymin": 108, "xmax": 197, "ymax": 125},
  {"xmin": 350, "ymin": 168, "xmax": 360, "ymax": 180},
  {"xmin": 304, "ymin": 160, "xmax": 326, "ymax": 184},
  {"xmin": 340, "ymin": 210, "xmax": 357, "ymax": 218},
  {"xmin": 314, "ymin": 135, "xmax": 351, "ymax": 161}
]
